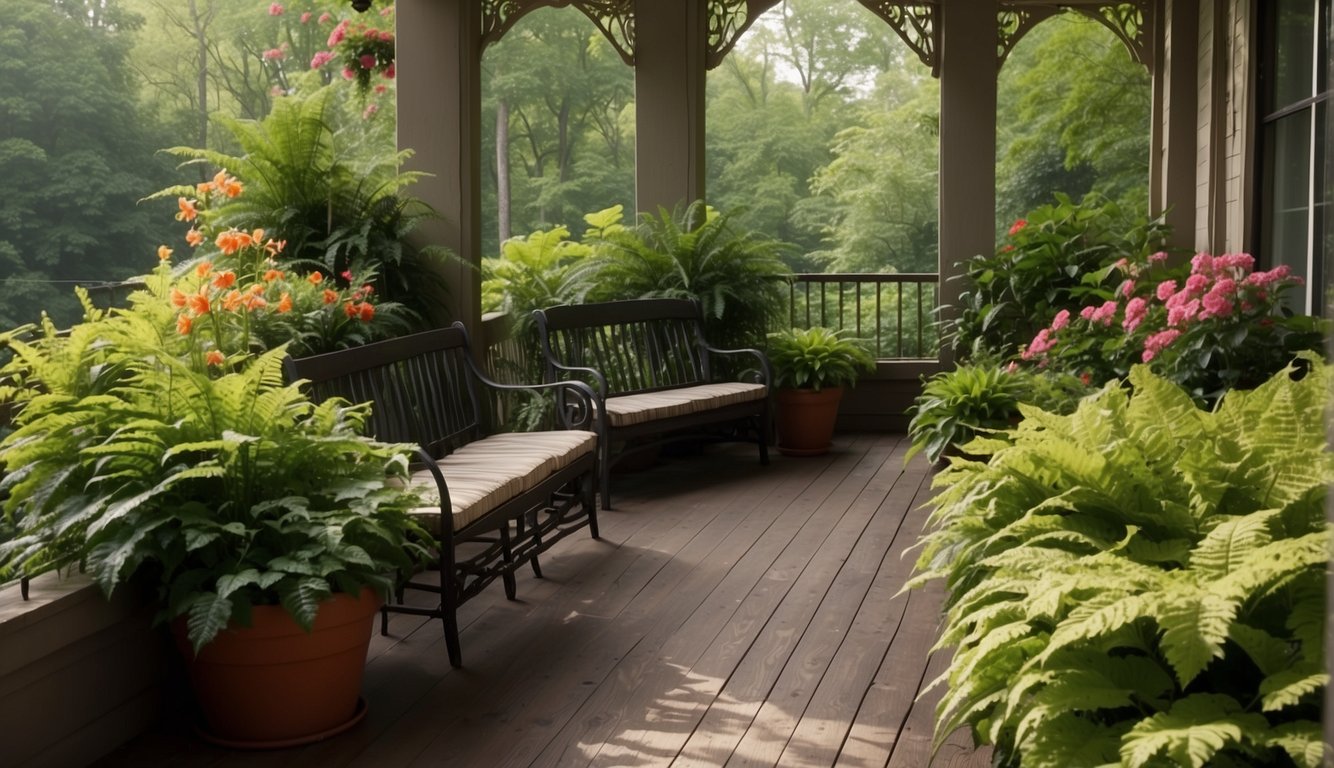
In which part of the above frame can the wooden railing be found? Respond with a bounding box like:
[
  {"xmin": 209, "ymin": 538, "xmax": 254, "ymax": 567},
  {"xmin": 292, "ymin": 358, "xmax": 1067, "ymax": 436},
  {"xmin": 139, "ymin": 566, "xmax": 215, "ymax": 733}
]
[{"xmin": 788, "ymin": 273, "xmax": 939, "ymax": 360}]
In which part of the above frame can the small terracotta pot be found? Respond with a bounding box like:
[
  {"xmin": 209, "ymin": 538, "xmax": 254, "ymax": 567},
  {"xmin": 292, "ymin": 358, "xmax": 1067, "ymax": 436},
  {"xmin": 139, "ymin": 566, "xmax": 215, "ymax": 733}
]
[
  {"xmin": 172, "ymin": 587, "xmax": 380, "ymax": 748},
  {"xmin": 775, "ymin": 386, "xmax": 844, "ymax": 456}
]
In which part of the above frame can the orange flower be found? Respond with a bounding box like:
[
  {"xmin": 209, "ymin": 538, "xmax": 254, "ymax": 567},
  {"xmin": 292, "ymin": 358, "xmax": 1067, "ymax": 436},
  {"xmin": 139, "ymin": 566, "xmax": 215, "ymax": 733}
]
[
  {"xmin": 157, "ymin": 245, "xmax": 173, "ymax": 261},
  {"xmin": 205, "ymin": 350, "xmax": 225, "ymax": 367},
  {"xmin": 263, "ymin": 269, "xmax": 285, "ymax": 282},
  {"xmin": 343, "ymin": 301, "xmax": 358, "ymax": 318},
  {"xmin": 212, "ymin": 169, "xmax": 228, "ymax": 188},
  {"xmin": 211, "ymin": 271, "xmax": 237, "ymax": 290},
  {"xmin": 170, "ymin": 288, "xmax": 188, "ymax": 308},
  {"xmin": 248, "ymin": 283, "xmax": 265, "ymax": 295},
  {"xmin": 251, "ymin": 228, "xmax": 265, "ymax": 243},
  {"xmin": 307, "ymin": 272, "xmax": 324, "ymax": 285},
  {"xmin": 196, "ymin": 181, "xmax": 214, "ymax": 195},
  {"xmin": 265, "ymin": 239, "xmax": 287, "ymax": 256},
  {"xmin": 195, "ymin": 260, "xmax": 213, "ymax": 278},
  {"xmin": 358, "ymin": 302, "xmax": 375, "ymax": 322},
  {"xmin": 215, "ymin": 230, "xmax": 242, "ymax": 255},
  {"xmin": 322, "ymin": 289, "xmax": 338, "ymax": 305},
  {"xmin": 176, "ymin": 314, "xmax": 193, "ymax": 335},
  {"xmin": 244, "ymin": 295, "xmax": 268, "ymax": 312},
  {"xmin": 277, "ymin": 292, "xmax": 293, "ymax": 313},
  {"xmin": 176, "ymin": 197, "xmax": 198, "ymax": 222},
  {"xmin": 222, "ymin": 178, "xmax": 243, "ymax": 198},
  {"xmin": 185, "ymin": 229, "xmax": 204, "ymax": 247},
  {"xmin": 221, "ymin": 290, "xmax": 243, "ymax": 312},
  {"xmin": 187, "ymin": 292, "xmax": 211, "ymax": 316}
]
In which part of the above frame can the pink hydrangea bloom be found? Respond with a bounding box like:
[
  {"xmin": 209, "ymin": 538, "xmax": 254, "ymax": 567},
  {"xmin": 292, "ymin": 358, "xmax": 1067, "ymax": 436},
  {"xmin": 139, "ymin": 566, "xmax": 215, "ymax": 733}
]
[
  {"xmin": 359, "ymin": 53, "xmax": 377, "ymax": 69},
  {"xmin": 262, "ymin": 48, "xmax": 283, "ymax": 60},
  {"xmin": 1156, "ymin": 280, "xmax": 1177, "ymax": 301},
  {"xmin": 1119, "ymin": 279, "xmax": 1135, "ymax": 297},
  {"xmin": 1080, "ymin": 305, "xmax": 1097, "ymax": 321},
  {"xmin": 1149, "ymin": 251, "xmax": 1168, "ymax": 264},
  {"xmin": 310, "ymin": 50, "xmax": 335, "ymax": 69},
  {"xmin": 1142, "ymin": 329, "xmax": 1182, "ymax": 363},
  {"xmin": 1091, "ymin": 300, "xmax": 1118, "ymax": 327},
  {"xmin": 268, "ymin": 3, "xmax": 284, "ymax": 16},
  {"xmin": 1051, "ymin": 309, "xmax": 1071, "ymax": 331},
  {"xmin": 328, "ymin": 20, "xmax": 349, "ymax": 47},
  {"xmin": 1167, "ymin": 298, "xmax": 1201, "ymax": 327},
  {"xmin": 1200, "ymin": 291, "xmax": 1234, "ymax": 319},
  {"xmin": 319, "ymin": 12, "xmax": 332, "ymax": 24},
  {"xmin": 1022, "ymin": 328, "xmax": 1056, "ymax": 360},
  {"xmin": 1122, "ymin": 297, "xmax": 1148, "ymax": 333},
  {"xmin": 1215, "ymin": 253, "xmax": 1255, "ymax": 274},
  {"xmin": 342, "ymin": 67, "xmax": 357, "ymax": 80},
  {"xmin": 300, "ymin": 11, "xmax": 312, "ymax": 23},
  {"xmin": 1191, "ymin": 252, "xmax": 1215, "ymax": 275}
]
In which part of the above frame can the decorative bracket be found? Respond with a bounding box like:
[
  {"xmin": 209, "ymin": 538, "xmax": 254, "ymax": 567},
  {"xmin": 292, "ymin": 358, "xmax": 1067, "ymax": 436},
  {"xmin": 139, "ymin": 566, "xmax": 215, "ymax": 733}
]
[
  {"xmin": 481, "ymin": 0, "xmax": 637, "ymax": 65},
  {"xmin": 861, "ymin": 3, "xmax": 939, "ymax": 77},
  {"xmin": 998, "ymin": 1, "xmax": 1152, "ymax": 71}
]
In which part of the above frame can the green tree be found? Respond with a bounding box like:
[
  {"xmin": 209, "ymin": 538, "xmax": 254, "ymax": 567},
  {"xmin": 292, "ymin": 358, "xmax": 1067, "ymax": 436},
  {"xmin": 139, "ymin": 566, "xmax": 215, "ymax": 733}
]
[
  {"xmin": 997, "ymin": 14, "xmax": 1152, "ymax": 230},
  {"xmin": 0, "ymin": 0, "xmax": 174, "ymax": 329}
]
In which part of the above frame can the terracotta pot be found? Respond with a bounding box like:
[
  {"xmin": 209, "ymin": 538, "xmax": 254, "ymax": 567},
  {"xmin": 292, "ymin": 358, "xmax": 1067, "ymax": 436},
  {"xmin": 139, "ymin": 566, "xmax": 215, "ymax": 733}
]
[
  {"xmin": 775, "ymin": 386, "xmax": 844, "ymax": 456},
  {"xmin": 172, "ymin": 587, "xmax": 380, "ymax": 749}
]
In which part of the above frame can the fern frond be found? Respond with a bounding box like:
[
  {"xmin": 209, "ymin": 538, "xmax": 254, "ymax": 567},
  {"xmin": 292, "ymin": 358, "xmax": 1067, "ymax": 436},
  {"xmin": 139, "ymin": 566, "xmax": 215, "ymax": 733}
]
[{"xmin": 1119, "ymin": 694, "xmax": 1267, "ymax": 768}]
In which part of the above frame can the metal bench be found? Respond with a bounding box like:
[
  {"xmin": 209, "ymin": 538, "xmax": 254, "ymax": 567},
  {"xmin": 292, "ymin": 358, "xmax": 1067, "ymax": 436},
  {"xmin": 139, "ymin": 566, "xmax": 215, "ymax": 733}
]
[
  {"xmin": 533, "ymin": 298, "xmax": 770, "ymax": 510},
  {"xmin": 284, "ymin": 322, "xmax": 599, "ymax": 668}
]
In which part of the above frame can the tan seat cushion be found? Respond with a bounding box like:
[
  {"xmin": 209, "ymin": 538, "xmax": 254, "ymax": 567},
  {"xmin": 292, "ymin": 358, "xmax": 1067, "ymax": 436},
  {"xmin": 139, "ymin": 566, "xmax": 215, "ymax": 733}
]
[
  {"xmin": 604, "ymin": 383, "xmax": 767, "ymax": 428},
  {"xmin": 407, "ymin": 430, "xmax": 597, "ymax": 533}
]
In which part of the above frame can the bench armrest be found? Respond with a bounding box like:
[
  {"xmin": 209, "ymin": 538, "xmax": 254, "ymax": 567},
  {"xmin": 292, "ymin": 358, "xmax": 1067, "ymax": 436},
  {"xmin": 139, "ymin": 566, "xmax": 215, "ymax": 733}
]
[
  {"xmin": 542, "ymin": 361, "xmax": 609, "ymax": 401},
  {"xmin": 471, "ymin": 368, "xmax": 601, "ymax": 433},
  {"xmin": 702, "ymin": 345, "xmax": 772, "ymax": 387}
]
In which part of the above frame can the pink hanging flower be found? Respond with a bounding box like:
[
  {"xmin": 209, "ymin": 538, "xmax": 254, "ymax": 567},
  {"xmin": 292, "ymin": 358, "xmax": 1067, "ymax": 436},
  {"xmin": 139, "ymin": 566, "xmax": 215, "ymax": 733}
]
[
  {"xmin": 262, "ymin": 48, "xmax": 284, "ymax": 61},
  {"xmin": 300, "ymin": 11, "xmax": 312, "ymax": 23},
  {"xmin": 268, "ymin": 2, "xmax": 284, "ymax": 16},
  {"xmin": 342, "ymin": 67, "xmax": 357, "ymax": 80},
  {"xmin": 382, "ymin": 63, "xmax": 395, "ymax": 79},
  {"xmin": 328, "ymin": 19, "xmax": 349, "ymax": 47},
  {"xmin": 1050, "ymin": 308, "xmax": 1070, "ymax": 331},
  {"xmin": 359, "ymin": 53, "xmax": 377, "ymax": 70},
  {"xmin": 310, "ymin": 50, "xmax": 336, "ymax": 69}
]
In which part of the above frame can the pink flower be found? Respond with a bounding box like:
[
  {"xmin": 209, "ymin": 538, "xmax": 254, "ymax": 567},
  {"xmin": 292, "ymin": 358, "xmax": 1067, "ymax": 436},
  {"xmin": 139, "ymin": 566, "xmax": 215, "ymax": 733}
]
[
  {"xmin": 1155, "ymin": 280, "xmax": 1177, "ymax": 301},
  {"xmin": 1022, "ymin": 328, "xmax": 1056, "ymax": 360},
  {"xmin": 1142, "ymin": 329, "xmax": 1182, "ymax": 362},
  {"xmin": 310, "ymin": 50, "xmax": 335, "ymax": 69},
  {"xmin": 1122, "ymin": 297, "xmax": 1148, "ymax": 333},
  {"xmin": 318, "ymin": 12, "xmax": 332, "ymax": 24},
  {"xmin": 1080, "ymin": 305, "xmax": 1097, "ymax": 321},
  {"xmin": 1091, "ymin": 300, "xmax": 1118, "ymax": 327},
  {"xmin": 1008, "ymin": 219, "xmax": 1027, "ymax": 237},
  {"xmin": 362, "ymin": 104, "xmax": 379, "ymax": 119},
  {"xmin": 1191, "ymin": 252, "xmax": 1215, "ymax": 275},
  {"xmin": 300, "ymin": 11, "xmax": 312, "ymax": 23},
  {"xmin": 1051, "ymin": 309, "xmax": 1070, "ymax": 331},
  {"xmin": 1184, "ymin": 274, "xmax": 1208, "ymax": 295},
  {"xmin": 1167, "ymin": 298, "xmax": 1201, "ymax": 327},
  {"xmin": 268, "ymin": 2, "xmax": 284, "ymax": 16},
  {"xmin": 1004, "ymin": 361, "xmax": 1019, "ymax": 374},
  {"xmin": 1149, "ymin": 251, "xmax": 1168, "ymax": 264},
  {"xmin": 382, "ymin": 63, "xmax": 395, "ymax": 79},
  {"xmin": 359, "ymin": 53, "xmax": 377, "ymax": 69},
  {"xmin": 374, "ymin": 84, "xmax": 387, "ymax": 94},
  {"xmin": 1200, "ymin": 291, "xmax": 1234, "ymax": 319},
  {"xmin": 1215, "ymin": 253, "xmax": 1255, "ymax": 274},
  {"xmin": 262, "ymin": 48, "xmax": 284, "ymax": 60},
  {"xmin": 1118, "ymin": 279, "xmax": 1135, "ymax": 297},
  {"xmin": 342, "ymin": 67, "xmax": 357, "ymax": 80},
  {"xmin": 328, "ymin": 20, "xmax": 349, "ymax": 47}
]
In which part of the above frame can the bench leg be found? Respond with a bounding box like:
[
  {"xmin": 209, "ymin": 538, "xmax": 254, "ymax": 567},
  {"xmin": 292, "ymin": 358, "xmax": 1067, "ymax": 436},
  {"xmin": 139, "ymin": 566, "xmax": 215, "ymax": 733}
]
[
  {"xmin": 438, "ymin": 538, "xmax": 464, "ymax": 668},
  {"xmin": 600, "ymin": 441, "xmax": 613, "ymax": 510},
  {"xmin": 500, "ymin": 527, "xmax": 518, "ymax": 601},
  {"xmin": 584, "ymin": 471, "xmax": 600, "ymax": 539}
]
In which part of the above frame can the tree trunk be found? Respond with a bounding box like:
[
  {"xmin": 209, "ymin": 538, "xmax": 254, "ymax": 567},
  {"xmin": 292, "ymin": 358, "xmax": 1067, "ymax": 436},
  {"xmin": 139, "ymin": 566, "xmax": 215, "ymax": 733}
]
[
  {"xmin": 496, "ymin": 98, "xmax": 511, "ymax": 244},
  {"xmin": 189, "ymin": 0, "xmax": 209, "ymax": 161}
]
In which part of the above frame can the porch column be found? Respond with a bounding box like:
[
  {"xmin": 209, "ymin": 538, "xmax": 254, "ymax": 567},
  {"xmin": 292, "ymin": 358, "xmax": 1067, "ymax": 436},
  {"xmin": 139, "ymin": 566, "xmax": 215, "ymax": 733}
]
[
  {"xmin": 396, "ymin": 0, "xmax": 483, "ymax": 332},
  {"xmin": 632, "ymin": 0, "xmax": 708, "ymax": 213},
  {"xmin": 1150, "ymin": 0, "xmax": 1199, "ymax": 246},
  {"xmin": 937, "ymin": 0, "xmax": 998, "ymax": 365}
]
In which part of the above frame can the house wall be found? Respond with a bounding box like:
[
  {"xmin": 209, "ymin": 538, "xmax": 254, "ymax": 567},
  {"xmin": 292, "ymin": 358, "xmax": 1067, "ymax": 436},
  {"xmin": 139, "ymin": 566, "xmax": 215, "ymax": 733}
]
[{"xmin": 1191, "ymin": 0, "xmax": 1254, "ymax": 254}]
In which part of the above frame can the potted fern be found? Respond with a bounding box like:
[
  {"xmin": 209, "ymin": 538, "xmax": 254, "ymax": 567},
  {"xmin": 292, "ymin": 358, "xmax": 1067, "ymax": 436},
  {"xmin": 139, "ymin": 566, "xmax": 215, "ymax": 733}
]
[
  {"xmin": 0, "ymin": 173, "xmax": 427, "ymax": 748},
  {"xmin": 767, "ymin": 327, "xmax": 875, "ymax": 456}
]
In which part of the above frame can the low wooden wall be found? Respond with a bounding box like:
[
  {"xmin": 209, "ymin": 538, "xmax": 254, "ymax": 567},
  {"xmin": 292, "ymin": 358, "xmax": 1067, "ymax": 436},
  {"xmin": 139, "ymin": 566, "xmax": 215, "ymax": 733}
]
[{"xmin": 0, "ymin": 573, "xmax": 168, "ymax": 767}]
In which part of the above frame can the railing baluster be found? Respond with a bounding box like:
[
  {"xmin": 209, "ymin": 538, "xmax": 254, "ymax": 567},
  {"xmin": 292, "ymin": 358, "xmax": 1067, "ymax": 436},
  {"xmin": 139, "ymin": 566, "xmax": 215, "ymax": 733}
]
[{"xmin": 917, "ymin": 283, "xmax": 924, "ymax": 357}]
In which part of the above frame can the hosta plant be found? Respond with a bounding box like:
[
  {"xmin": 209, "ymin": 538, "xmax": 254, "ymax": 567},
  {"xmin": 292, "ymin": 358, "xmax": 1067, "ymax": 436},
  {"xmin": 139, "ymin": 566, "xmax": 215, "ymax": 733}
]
[
  {"xmin": 912, "ymin": 358, "xmax": 1330, "ymax": 767},
  {"xmin": 0, "ymin": 286, "xmax": 428, "ymax": 652},
  {"xmin": 766, "ymin": 326, "xmax": 875, "ymax": 392}
]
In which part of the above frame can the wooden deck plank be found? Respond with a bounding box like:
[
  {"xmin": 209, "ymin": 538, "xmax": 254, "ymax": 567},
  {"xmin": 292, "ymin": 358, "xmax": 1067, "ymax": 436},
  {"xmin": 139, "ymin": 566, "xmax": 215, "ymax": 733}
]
[
  {"xmin": 720, "ymin": 455, "xmax": 930, "ymax": 768},
  {"xmin": 582, "ymin": 437, "xmax": 911, "ymax": 767},
  {"xmin": 96, "ymin": 435, "xmax": 989, "ymax": 768}
]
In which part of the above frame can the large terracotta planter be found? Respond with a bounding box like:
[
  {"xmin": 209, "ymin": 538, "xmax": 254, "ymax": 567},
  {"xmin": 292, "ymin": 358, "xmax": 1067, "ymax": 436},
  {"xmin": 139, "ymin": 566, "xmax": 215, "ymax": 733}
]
[
  {"xmin": 172, "ymin": 587, "xmax": 379, "ymax": 749},
  {"xmin": 775, "ymin": 386, "xmax": 844, "ymax": 456}
]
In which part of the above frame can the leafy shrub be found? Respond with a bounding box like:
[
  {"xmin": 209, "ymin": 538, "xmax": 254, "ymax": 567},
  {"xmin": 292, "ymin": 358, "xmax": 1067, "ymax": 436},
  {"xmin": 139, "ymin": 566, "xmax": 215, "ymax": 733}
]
[
  {"xmin": 1021, "ymin": 252, "xmax": 1325, "ymax": 402},
  {"xmin": 575, "ymin": 200, "xmax": 792, "ymax": 351},
  {"xmin": 912, "ymin": 359, "xmax": 1330, "ymax": 767},
  {"xmin": 906, "ymin": 363, "xmax": 1087, "ymax": 464},
  {"xmin": 949, "ymin": 193, "xmax": 1170, "ymax": 359},
  {"xmin": 156, "ymin": 88, "xmax": 448, "ymax": 326},
  {"xmin": 766, "ymin": 326, "xmax": 874, "ymax": 391}
]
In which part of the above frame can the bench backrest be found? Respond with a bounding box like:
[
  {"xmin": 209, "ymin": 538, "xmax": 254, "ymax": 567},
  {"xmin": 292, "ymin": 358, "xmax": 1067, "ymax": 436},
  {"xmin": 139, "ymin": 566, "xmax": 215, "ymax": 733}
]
[
  {"xmin": 284, "ymin": 324, "xmax": 485, "ymax": 459},
  {"xmin": 534, "ymin": 299, "xmax": 711, "ymax": 397}
]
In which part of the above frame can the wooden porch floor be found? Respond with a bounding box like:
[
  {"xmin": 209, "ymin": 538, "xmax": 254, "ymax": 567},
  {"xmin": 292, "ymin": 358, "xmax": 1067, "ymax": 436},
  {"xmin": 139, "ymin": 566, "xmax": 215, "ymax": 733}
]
[{"xmin": 101, "ymin": 433, "xmax": 990, "ymax": 768}]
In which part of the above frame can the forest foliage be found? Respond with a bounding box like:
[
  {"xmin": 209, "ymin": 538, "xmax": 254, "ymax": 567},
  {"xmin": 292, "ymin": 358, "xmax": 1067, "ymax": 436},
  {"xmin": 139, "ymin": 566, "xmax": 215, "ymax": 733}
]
[{"xmin": 1, "ymin": 0, "xmax": 1150, "ymax": 328}]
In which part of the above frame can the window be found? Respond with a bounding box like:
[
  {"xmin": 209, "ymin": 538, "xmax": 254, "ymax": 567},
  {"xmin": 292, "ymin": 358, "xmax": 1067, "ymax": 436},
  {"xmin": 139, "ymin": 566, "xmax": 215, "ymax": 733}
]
[{"xmin": 1258, "ymin": 0, "xmax": 1331, "ymax": 314}]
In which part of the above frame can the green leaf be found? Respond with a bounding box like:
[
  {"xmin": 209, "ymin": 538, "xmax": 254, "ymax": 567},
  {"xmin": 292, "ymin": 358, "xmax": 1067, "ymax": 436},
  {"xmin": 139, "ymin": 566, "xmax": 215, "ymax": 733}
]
[
  {"xmin": 1259, "ymin": 666, "xmax": 1328, "ymax": 712},
  {"xmin": 1157, "ymin": 588, "xmax": 1237, "ymax": 686},
  {"xmin": 185, "ymin": 594, "xmax": 234, "ymax": 654},
  {"xmin": 1120, "ymin": 694, "xmax": 1267, "ymax": 768},
  {"xmin": 277, "ymin": 577, "xmax": 330, "ymax": 631}
]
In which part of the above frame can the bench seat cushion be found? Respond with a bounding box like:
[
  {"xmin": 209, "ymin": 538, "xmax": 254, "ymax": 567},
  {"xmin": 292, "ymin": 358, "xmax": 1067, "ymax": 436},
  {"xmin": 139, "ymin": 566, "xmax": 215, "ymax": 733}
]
[
  {"xmin": 408, "ymin": 430, "xmax": 597, "ymax": 533},
  {"xmin": 604, "ymin": 383, "xmax": 767, "ymax": 428}
]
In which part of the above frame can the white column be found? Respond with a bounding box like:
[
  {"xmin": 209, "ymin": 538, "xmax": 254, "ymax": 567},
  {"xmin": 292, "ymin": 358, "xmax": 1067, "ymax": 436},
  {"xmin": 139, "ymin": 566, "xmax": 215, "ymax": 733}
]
[
  {"xmin": 632, "ymin": 0, "xmax": 708, "ymax": 214},
  {"xmin": 1151, "ymin": 0, "xmax": 1200, "ymax": 247},
  {"xmin": 937, "ymin": 0, "xmax": 998, "ymax": 365},
  {"xmin": 396, "ymin": 0, "xmax": 483, "ymax": 332}
]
